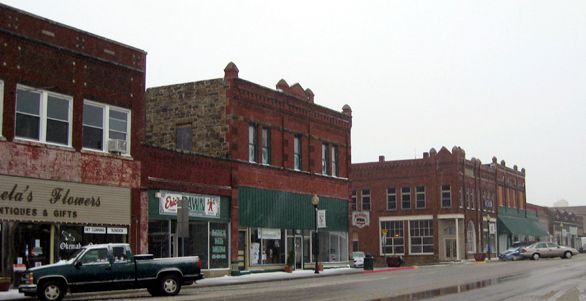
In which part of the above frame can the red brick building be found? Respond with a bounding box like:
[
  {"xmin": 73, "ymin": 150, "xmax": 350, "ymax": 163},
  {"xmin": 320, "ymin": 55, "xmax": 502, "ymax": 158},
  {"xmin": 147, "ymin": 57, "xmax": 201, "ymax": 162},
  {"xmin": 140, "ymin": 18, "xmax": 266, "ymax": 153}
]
[
  {"xmin": 142, "ymin": 63, "xmax": 352, "ymax": 275},
  {"xmin": 0, "ymin": 4, "xmax": 145, "ymax": 277},
  {"xmin": 351, "ymin": 147, "xmax": 536, "ymax": 265}
]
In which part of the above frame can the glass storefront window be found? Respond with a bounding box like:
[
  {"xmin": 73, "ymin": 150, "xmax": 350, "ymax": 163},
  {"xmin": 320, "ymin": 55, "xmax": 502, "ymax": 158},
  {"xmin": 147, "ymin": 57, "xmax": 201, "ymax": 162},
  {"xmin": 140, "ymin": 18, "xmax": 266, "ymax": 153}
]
[
  {"xmin": 149, "ymin": 220, "xmax": 171, "ymax": 258},
  {"xmin": 209, "ymin": 223, "xmax": 228, "ymax": 268},
  {"xmin": 250, "ymin": 228, "xmax": 285, "ymax": 265},
  {"xmin": 317, "ymin": 231, "xmax": 348, "ymax": 263},
  {"xmin": 183, "ymin": 221, "xmax": 208, "ymax": 268}
]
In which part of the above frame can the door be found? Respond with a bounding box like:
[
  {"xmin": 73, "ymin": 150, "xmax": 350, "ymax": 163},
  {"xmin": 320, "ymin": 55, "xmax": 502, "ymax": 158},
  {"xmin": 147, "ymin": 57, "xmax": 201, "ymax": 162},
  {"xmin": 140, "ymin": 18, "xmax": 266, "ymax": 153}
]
[
  {"xmin": 110, "ymin": 245, "xmax": 135, "ymax": 289},
  {"xmin": 547, "ymin": 243, "xmax": 563, "ymax": 257},
  {"xmin": 295, "ymin": 237, "xmax": 302, "ymax": 269},
  {"xmin": 69, "ymin": 247, "xmax": 112, "ymax": 292},
  {"xmin": 445, "ymin": 239, "xmax": 457, "ymax": 260}
]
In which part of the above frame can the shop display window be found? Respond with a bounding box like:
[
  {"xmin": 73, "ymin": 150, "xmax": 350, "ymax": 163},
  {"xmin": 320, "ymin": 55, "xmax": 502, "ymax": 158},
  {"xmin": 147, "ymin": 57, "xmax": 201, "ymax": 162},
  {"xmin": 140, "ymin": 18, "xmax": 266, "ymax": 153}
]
[
  {"xmin": 148, "ymin": 220, "xmax": 171, "ymax": 258},
  {"xmin": 250, "ymin": 228, "xmax": 285, "ymax": 265},
  {"xmin": 317, "ymin": 231, "xmax": 348, "ymax": 263}
]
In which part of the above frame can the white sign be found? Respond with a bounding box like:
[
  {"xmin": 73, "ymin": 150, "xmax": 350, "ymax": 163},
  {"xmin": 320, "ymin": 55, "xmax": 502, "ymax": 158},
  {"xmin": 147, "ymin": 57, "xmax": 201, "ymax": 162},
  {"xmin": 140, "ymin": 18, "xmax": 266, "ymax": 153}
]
[
  {"xmin": 352, "ymin": 211, "xmax": 370, "ymax": 228},
  {"xmin": 258, "ymin": 228, "xmax": 281, "ymax": 240},
  {"xmin": 107, "ymin": 227, "xmax": 128, "ymax": 235},
  {"xmin": 318, "ymin": 210, "xmax": 326, "ymax": 228},
  {"xmin": 489, "ymin": 223, "xmax": 496, "ymax": 235},
  {"xmin": 84, "ymin": 226, "xmax": 106, "ymax": 234},
  {"xmin": 158, "ymin": 191, "xmax": 221, "ymax": 218}
]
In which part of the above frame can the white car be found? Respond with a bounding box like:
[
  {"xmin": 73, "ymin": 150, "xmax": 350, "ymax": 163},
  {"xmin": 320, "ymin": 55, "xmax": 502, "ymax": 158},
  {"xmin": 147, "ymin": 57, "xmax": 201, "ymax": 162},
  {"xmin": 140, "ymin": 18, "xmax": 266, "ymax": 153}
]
[
  {"xmin": 351, "ymin": 251, "xmax": 365, "ymax": 267},
  {"xmin": 521, "ymin": 242, "xmax": 579, "ymax": 260}
]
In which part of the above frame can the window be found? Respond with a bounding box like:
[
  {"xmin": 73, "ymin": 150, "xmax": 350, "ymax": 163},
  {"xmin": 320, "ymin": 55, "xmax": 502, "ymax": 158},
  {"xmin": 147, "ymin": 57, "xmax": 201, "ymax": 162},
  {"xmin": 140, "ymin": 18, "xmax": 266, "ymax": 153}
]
[
  {"xmin": 351, "ymin": 190, "xmax": 357, "ymax": 211},
  {"xmin": 331, "ymin": 145, "xmax": 339, "ymax": 177},
  {"xmin": 381, "ymin": 221, "xmax": 404, "ymax": 254},
  {"xmin": 261, "ymin": 127, "xmax": 271, "ymax": 164},
  {"xmin": 16, "ymin": 85, "xmax": 72, "ymax": 146},
  {"xmin": 416, "ymin": 186, "xmax": 425, "ymax": 209},
  {"xmin": 175, "ymin": 125, "xmax": 192, "ymax": 151},
  {"xmin": 361, "ymin": 189, "xmax": 370, "ymax": 211},
  {"xmin": 387, "ymin": 188, "xmax": 397, "ymax": 210},
  {"xmin": 248, "ymin": 124, "xmax": 257, "ymax": 162},
  {"xmin": 80, "ymin": 248, "xmax": 109, "ymax": 264},
  {"xmin": 410, "ymin": 220, "xmax": 433, "ymax": 254},
  {"xmin": 321, "ymin": 143, "xmax": 329, "ymax": 175},
  {"xmin": 466, "ymin": 221, "xmax": 476, "ymax": 254},
  {"xmin": 401, "ymin": 187, "xmax": 411, "ymax": 209},
  {"xmin": 112, "ymin": 246, "xmax": 129, "ymax": 263},
  {"xmin": 294, "ymin": 134, "xmax": 302, "ymax": 170},
  {"xmin": 441, "ymin": 185, "xmax": 452, "ymax": 208},
  {"xmin": 83, "ymin": 101, "xmax": 131, "ymax": 154},
  {"xmin": 0, "ymin": 80, "xmax": 3, "ymax": 137}
]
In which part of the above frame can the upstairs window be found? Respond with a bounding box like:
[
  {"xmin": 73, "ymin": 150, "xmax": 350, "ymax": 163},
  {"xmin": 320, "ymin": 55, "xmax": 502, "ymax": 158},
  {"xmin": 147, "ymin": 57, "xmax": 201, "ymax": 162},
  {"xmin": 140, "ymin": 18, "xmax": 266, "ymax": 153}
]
[
  {"xmin": 248, "ymin": 124, "xmax": 257, "ymax": 162},
  {"xmin": 441, "ymin": 185, "xmax": 452, "ymax": 208},
  {"xmin": 294, "ymin": 134, "xmax": 302, "ymax": 170},
  {"xmin": 176, "ymin": 125, "xmax": 192, "ymax": 151},
  {"xmin": 387, "ymin": 188, "xmax": 397, "ymax": 210},
  {"xmin": 416, "ymin": 186, "xmax": 426, "ymax": 209},
  {"xmin": 331, "ymin": 145, "xmax": 339, "ymax": 177},
  {"xmin": 261, "ymin": 127, "xmax": 271, "ymax": 165},
  {"xmin": 362, "ymin": 189, "xmax": 371, "ymax": 211},
  {"xmin": 83, "ymin": 101, "xmax": 131, "ymax": 154},
  {"xmin": 321, "ymin": 143, "xmax": 329, "ymax": 175},
  {"xmin": 16, "ymin": 85, "xmax": 72, "ymax": 146},
  {"xmin": 401, "ymin": 187, "xmax": 411, "ymax": 209}
]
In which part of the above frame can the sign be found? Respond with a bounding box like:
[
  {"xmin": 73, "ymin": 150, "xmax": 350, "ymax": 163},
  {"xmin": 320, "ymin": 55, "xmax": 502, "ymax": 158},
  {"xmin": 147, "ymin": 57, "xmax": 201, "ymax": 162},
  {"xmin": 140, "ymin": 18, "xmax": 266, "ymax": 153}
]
[
  {"xmin": 107, "ymin": 227, "xmax": 128, "ymax": 235},
  {"xmin": 352, "ymin": 211, "xmax": 370, "ymax": 228},
  {"xmin": 209, "ymin": 224, "xmax": 228, "ymax": 268},
  {"xmin": 489, "ymin": 223, "xmax": 496, "ymax": 235},
  {"xmin": 317, "ymin": 210, "xmax": 326, "ymax": 228},
  {"xmin": 258, "ymin": 228, "xmax": 281, "ymax": 240},
  {"xmin": 158, "ymin": 191, "xmax": 221, "ymax": 219},
  {"xmin": 84, "ymin": 226, "xmax": 106, "ymax": 234},
  {"xmin": 0, "ymin": 174, "xmax": 130, "ymax": 225}
]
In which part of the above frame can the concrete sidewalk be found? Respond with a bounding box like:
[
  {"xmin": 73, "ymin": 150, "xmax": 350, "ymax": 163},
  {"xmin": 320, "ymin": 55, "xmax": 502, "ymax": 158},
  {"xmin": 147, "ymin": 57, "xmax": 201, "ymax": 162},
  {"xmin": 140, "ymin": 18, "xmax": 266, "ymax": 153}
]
[{"xmin": 0, "ymin": 266, "xmax": 421, "ymax": 300}]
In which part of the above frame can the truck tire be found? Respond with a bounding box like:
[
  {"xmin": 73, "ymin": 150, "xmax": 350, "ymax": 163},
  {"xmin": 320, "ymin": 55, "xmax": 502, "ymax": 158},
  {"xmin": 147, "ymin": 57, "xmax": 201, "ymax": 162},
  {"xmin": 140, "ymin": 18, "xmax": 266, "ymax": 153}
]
[
  {"xmin": 38, "ymin": 280, "xmax": 65, "ymax": 301},
  {"xmin": 159, "ymin": 274, "xmax": 181, "ymax": 296}
]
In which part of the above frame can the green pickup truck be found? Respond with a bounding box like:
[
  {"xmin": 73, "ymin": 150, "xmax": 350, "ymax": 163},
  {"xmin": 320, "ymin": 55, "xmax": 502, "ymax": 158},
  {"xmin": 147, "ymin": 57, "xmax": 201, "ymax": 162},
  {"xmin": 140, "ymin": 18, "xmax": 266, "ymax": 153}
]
[{"xmin": 18, "ymin": 243, "xmax": 203, "ymax": 301}]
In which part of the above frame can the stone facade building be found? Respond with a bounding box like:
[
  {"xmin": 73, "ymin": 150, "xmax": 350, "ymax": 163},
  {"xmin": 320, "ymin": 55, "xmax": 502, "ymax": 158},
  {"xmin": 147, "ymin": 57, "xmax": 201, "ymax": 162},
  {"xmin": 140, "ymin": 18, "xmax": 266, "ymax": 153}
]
[
  {"xmin": 142, "ymin": 63, "xmax": 352, "ymax": 275},
  {"xmin": 351, "ymin": 147, "xmax": 543, "ymax": 265},
  {"xmin": 0, "ymin": 3, "xmax": 145, "ymax": 279}
]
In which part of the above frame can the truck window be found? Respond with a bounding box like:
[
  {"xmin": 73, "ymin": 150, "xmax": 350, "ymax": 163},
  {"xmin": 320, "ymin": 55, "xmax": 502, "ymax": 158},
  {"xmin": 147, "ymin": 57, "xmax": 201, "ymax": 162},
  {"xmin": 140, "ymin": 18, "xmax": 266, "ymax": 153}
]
[
  {"xmin": 112, "ymin": 246, "xmax": 129, "ymax": 262},
  {"xmin": 80, "ymin": 248, "xmax": 109, "ymax": 264}
]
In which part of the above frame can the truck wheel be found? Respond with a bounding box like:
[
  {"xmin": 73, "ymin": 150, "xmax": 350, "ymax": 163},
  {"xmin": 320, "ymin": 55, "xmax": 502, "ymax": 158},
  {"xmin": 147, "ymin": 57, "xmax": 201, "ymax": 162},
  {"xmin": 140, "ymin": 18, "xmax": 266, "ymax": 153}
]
[
  {"xmin": 38, "ymin": 281, "xmax": 65, "ymax": 301},
  {"xmin": 159, "ymin": 274, "xmax": 181, "ymax": 296}
]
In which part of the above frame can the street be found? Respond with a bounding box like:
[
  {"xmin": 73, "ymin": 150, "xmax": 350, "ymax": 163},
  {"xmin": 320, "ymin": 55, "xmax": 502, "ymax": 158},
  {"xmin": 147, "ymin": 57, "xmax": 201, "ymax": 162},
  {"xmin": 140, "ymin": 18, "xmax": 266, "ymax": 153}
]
[{"xmin": 24, "ymin": 254, "xmax": 584, "ymax": 301}]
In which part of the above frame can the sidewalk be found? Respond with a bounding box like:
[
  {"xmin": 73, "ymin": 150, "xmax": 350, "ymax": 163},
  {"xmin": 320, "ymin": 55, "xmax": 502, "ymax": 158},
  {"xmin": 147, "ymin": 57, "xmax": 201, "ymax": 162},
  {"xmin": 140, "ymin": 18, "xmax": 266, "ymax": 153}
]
[{"xmin": 0, "ymin": 265, "xmax": 424, "ymax": 300}]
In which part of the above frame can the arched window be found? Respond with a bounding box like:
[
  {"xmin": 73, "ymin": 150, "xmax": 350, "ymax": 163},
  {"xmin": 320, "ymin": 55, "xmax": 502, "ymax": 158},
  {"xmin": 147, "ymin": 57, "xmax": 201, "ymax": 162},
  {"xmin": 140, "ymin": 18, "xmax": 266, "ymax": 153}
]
[{"xmin": 466, "ymin": 221, "xmax": 476, "ymax": 254}]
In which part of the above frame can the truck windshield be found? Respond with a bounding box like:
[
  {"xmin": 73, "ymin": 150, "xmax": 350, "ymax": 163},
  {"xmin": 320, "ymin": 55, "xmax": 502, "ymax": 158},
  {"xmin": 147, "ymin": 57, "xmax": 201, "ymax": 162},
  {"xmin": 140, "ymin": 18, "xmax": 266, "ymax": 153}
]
[{"xmin": 66, "ymin": 247, "xmax": 86, "ymax": 263}]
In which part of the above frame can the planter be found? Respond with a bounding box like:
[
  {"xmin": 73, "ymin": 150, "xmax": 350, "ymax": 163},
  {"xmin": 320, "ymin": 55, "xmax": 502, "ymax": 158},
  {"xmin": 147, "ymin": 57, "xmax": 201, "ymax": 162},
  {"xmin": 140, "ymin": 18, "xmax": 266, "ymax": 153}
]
[
  {"xmin": 0, "ymin": 277, "xmax": 11, "ymax": 292},
  {"xmin": 284, "ymin": 265, "xmax": 293, "ymax": 273},
  {"xmin": 386, "ymin": 256, "xmax": 404, "ymax": 267},
  {"xmin": 474, "ymin": 253, "xmax": 486, "ymax": 262}
]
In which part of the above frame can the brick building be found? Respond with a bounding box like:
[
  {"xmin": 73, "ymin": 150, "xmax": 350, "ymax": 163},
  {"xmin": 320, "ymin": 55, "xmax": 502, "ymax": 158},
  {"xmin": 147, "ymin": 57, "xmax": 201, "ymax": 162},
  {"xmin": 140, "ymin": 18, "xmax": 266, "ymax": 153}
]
[
  {"xmin": 0, "ymin": 4, "xmax": 145, "ymax": 278},
  {"xmin": 351, "ymin": 146, "xmax": 543, "ymax": 265},
  {"xmin": 142, "ymin": 63, "xmax": 352, "ymax": 275}
]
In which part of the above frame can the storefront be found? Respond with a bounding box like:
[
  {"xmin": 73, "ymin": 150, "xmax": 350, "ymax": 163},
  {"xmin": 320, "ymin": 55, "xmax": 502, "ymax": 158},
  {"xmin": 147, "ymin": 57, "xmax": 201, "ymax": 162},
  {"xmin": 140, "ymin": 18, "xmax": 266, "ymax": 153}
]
[
  {"xmin": 0, "ymin": 174, "xmax": 131, "ymax": 279},
  {"xmin": 147, "ymin": 190, "xmax": 231, "ymax": 272},
  {"xmin": 497, "ymin": 207, "xmax": 548, "ymax": 253},
  {"xmin": 238, "ymin": 187, "xmax": 349, "ymax": 271}
]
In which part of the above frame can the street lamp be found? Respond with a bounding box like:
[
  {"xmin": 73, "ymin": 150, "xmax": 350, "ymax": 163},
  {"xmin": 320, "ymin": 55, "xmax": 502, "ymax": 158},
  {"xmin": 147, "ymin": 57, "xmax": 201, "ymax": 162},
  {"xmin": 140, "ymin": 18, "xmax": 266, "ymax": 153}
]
[{"xmin": 311, "ymin": 194, "xmax": 320, "ymax": 274}]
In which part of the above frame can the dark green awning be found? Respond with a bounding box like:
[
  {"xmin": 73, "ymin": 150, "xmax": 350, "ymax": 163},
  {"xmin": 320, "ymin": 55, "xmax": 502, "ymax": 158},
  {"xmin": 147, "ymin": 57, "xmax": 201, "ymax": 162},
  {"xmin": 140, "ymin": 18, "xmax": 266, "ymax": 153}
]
[{"xmin": 498, "ymin": 215, "xmax": 547, "ymax": 237}]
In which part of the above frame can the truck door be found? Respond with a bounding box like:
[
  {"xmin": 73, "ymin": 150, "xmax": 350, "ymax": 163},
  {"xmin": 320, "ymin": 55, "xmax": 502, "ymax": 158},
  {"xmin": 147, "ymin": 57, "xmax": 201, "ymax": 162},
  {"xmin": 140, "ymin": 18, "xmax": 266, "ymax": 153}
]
[
  {"xmin": 69, "ymin": 247, "xmax": 112, "ymax": 292},
  {"xmin": 110, "ymin": 245, "xmax": 136, "ymax": 289}
]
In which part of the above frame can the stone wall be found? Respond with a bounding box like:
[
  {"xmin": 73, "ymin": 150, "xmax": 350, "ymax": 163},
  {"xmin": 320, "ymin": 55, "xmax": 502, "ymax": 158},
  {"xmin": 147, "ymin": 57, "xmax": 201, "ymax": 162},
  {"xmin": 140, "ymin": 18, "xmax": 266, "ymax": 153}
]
[{"xmin": 145, "ymin": 79, "xmax": 229, "ymax": 157}]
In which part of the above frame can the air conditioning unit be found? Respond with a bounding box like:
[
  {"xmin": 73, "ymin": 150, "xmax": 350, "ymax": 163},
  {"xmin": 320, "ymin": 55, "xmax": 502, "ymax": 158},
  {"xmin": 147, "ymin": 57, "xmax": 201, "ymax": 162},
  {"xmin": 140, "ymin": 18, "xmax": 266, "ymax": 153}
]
[{"xmin": 108, "ymin": 139, "xmax": 127, "ymax": 154}]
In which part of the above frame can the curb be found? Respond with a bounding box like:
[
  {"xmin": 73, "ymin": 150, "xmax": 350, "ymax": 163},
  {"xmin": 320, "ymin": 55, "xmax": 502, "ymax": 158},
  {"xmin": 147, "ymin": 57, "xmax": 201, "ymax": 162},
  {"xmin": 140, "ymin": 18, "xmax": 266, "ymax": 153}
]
[{"xmin": 362, "ymin": 266, "xmax": 417, "ymax": 274}]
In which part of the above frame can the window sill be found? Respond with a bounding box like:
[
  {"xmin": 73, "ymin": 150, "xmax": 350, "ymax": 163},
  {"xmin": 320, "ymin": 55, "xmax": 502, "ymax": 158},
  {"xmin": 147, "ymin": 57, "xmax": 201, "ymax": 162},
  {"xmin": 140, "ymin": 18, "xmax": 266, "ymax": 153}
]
[
  {"xmin": 80, "ymin": 148, "xmax": 134, "ymax": 160},
  {"xmin": 409, "ymin": 253, "xmax": 434, "ymax": 256},
  {"xmin": 13, "ymin": 138, "xmax": 75, "ymax": 152}
]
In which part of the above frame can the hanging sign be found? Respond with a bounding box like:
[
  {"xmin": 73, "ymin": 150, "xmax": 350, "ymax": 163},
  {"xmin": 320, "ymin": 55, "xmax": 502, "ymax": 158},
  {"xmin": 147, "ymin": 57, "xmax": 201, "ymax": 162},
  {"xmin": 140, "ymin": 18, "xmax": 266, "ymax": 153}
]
[
  {"xmin": 352, "ymin": 211, "xmax": 370, "ymax": 228},
  {"xmin": 317, "ymin": 210, "xmax": 326, "ymax": 228}
]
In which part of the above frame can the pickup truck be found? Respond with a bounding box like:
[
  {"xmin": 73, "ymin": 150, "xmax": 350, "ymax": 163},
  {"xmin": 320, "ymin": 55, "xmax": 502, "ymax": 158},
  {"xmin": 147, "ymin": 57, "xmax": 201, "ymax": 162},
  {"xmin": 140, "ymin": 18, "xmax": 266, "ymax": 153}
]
[{"xmin": 18, "ymin": 243, "xmax": 203, "ymax": 301}]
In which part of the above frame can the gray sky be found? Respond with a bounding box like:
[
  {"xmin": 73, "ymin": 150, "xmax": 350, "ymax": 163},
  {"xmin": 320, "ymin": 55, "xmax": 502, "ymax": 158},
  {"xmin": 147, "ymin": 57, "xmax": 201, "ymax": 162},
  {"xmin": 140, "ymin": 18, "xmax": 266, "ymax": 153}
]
[{"xmin": 4, "ymin": 0, "xmax": 585, "ymax": 207}]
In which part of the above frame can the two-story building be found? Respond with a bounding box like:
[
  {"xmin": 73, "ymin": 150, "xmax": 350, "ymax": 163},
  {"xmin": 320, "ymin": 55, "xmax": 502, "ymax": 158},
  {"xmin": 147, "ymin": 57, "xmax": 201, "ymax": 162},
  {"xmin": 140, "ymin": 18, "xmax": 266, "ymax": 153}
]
[
  {"xmin": 0, "ymin": 4, "xmax": 145, "ymax": 278},
  {"xmin": 141, "ymin": 63, "xmax": 352, "ymax": 274}
]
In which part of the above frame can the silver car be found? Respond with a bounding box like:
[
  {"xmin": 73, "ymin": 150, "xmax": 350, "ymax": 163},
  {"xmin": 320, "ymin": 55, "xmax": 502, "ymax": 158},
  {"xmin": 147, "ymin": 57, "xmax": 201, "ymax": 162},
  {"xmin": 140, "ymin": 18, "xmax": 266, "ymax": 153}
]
[{"xmin": 521, "ymin": 242, "xmax": 578, "ymax": 260}]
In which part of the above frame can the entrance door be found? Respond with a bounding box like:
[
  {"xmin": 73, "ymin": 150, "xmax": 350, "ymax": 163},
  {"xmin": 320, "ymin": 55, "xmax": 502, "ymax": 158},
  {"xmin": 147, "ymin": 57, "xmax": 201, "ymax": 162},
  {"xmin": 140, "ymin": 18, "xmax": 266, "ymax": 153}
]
[
  {"xmin": 445, "ymin": 239, "xmax": 457, "ymax": 260},
  {"xmin": 238, "ymin": 230, "xmax": 247, "ymax": 270},
  {"xmin": 295, "ymin": 237, "xmax": 302, "ymax": 269}
]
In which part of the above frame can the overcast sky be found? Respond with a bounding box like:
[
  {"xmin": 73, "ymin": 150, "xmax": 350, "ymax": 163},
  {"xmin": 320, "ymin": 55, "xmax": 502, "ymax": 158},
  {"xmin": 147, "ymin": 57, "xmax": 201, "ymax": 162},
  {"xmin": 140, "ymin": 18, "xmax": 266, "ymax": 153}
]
[{"xmin": 4, "ymin": 0, "xmax": 585, "ymax": 207}]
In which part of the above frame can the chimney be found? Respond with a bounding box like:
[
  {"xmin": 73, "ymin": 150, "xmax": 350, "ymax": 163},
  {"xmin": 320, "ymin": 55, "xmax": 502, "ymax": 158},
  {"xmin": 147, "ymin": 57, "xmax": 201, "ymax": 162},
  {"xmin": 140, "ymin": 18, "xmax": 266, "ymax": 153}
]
[
  {"xmin": 224, "ymin": 62, "xmax": 239, "ymax": 79},
  {"xmin": 379, "ymin": 155, "xmax": 385, "ymax": 162}
]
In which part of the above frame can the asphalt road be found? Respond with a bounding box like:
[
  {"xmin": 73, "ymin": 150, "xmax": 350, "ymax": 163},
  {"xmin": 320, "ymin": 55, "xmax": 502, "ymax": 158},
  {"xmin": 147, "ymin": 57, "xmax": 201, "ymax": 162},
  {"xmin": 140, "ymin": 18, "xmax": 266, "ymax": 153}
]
[{"xmin": 45, "ymin": 255, "xmax": 586, "ymax": 301}]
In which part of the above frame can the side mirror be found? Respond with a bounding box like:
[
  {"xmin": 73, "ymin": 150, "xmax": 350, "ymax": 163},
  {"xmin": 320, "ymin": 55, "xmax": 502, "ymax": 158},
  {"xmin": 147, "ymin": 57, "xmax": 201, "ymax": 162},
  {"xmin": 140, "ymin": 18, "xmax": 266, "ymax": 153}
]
[{"xmin": 75, "ymin": 261, "xmax": 82, "ymax": 268}]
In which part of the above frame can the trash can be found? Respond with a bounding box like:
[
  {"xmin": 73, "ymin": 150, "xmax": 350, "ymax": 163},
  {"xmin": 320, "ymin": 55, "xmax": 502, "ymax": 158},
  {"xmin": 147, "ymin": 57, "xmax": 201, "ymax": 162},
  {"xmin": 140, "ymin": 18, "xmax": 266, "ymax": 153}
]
[{"xmin": 363, "ymin": 255, "xmax": 374, "ymax": 271}]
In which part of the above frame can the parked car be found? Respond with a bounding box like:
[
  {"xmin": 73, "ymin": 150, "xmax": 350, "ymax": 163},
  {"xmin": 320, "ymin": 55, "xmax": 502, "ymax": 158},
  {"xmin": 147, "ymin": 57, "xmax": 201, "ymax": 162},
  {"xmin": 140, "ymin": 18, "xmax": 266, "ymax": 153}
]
[
  {"xmin": 19, "ymin": 243, "xmax": 203, "ymax": 301},
  {"xmin": 498, "ymin": 247, "xmax": 523, "ymax": 261},
  {"xmin": 520, "ymin": 242, "xmax": 579, "ymax": 260},
  {"xmin": 351, "ymin": 251, "xmax": 365, "ymax": 268}
]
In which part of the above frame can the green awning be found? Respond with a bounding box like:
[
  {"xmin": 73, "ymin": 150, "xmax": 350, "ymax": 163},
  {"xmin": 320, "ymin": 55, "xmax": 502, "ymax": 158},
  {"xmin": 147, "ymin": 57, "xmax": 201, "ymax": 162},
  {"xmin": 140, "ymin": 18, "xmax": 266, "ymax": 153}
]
[{"xmin": 498, "ymin": 215, "xmax": 547, "ymax": 237}]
